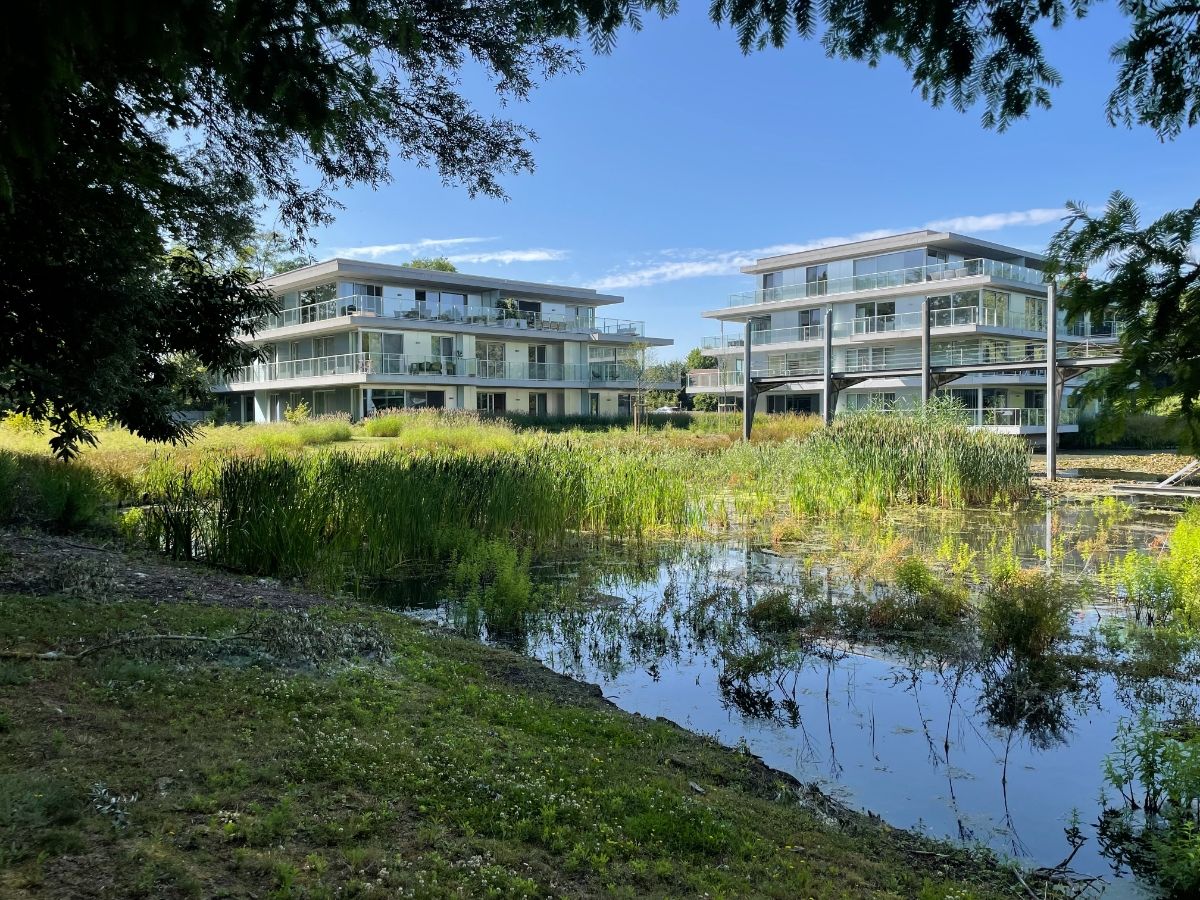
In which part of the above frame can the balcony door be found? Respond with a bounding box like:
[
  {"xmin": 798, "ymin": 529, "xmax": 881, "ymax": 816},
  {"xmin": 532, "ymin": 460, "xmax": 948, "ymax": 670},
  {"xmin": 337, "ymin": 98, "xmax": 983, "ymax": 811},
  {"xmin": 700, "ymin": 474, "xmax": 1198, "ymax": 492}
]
[
  {"xmin": 528, "ymin": 344, "xmax": 548, "ymax": 379},
  {"xmin": 362, "ymin": 331, "xmax": 403, "ymax": 375},
  {"xmin": 477, "ymin": 340, "xmax": 505, "ymax": 378}
]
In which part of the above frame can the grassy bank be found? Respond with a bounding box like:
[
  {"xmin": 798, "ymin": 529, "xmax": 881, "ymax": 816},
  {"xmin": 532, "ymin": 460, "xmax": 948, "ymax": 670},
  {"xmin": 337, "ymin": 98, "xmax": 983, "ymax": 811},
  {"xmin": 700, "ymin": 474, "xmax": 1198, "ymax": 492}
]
[{"xmin": 0, "ymin": 545, "xmax": 1020, "ymax": 899}]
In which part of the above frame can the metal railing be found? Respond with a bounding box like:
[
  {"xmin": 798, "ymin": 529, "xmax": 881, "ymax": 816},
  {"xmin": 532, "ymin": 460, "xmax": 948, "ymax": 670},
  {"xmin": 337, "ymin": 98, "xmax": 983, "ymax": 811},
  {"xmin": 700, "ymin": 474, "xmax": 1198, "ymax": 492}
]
[
  {"xmin": 221, "ymin": 352, "xmax": 652, "ymax": 386},
  {"xmin": 253, "ymin": 294, "xmax": 645, "ymax": 337},
  {"xmin": 728, "ymin": 257, "xmax": 1046, "ymax": 308}
]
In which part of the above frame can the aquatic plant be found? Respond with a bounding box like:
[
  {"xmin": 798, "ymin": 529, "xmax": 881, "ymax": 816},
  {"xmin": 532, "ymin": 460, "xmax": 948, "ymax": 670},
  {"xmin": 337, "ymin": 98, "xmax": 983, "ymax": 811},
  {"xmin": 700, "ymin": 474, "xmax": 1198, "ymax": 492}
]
[
  {"xmin": 1102, "ymin": 711, "xmax": 1200, "ymax": 896},
  {"xmin": 978, "ymin": 571, "xmax": 1074, "ymax": 659}
]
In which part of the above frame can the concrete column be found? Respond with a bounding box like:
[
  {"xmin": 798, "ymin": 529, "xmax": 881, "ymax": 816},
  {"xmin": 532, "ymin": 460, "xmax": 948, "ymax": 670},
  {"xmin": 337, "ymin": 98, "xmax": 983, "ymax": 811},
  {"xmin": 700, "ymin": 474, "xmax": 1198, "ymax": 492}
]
[
  {"xmin": 1046, "ymin": 281, "xmax": 1058, "ymax": 481},
  {"xmin": 920, "ymin": 297, "xmax": 931, "ymax": 405},
  {"xmin": 741, "ymin": 319, "xmax": 754, "ymax": 441},
  {"xmin": 821, "ymin": 306, "xmax": 834, "ymax": 424}
]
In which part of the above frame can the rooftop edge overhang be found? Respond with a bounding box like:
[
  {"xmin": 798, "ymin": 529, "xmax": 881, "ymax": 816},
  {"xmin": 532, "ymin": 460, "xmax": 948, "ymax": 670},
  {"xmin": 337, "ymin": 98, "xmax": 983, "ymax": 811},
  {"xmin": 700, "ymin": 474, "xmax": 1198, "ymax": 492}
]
[
  {"xmin": 739, "ymin": 230, "xmax": 1048, "ymax": 275},
  {"xmin": 260, "ymin": 258, "xmax": 624, "ymax": 307}
]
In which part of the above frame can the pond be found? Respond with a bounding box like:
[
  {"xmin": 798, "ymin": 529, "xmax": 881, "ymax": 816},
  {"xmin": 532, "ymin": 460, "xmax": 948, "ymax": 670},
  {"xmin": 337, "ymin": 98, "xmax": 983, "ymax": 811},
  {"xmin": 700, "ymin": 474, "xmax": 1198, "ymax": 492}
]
[{"xmin": 382, "ymin": 499, "xmax": 1195, "ymax": 897}]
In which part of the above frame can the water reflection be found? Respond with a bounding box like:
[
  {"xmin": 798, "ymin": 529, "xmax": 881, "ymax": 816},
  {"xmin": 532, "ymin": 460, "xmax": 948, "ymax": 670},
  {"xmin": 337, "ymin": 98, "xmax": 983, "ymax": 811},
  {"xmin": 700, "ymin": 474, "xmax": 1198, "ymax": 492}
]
[{"xmin": 379, "ymin": 500, "xmax": 1192, "ymax": 892}]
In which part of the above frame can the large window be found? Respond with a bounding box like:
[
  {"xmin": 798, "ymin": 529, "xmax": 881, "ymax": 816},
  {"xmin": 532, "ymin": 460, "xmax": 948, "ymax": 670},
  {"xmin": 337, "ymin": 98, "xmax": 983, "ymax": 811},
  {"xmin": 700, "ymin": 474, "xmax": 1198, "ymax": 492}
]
[
  {"xmin": 763, "ymin": 272, "xmax": 783, "ymax": 290},
  {"xmin": 767, "ymin": 394, "xmax": 816, "ymax": 413},
  {"xmin": 477, "ymin": 391, "xmax": 506, "ymax": 413},
  {"xmin": 766, "ymin": 351, "xmax": 820, "ymax": 376},
  {"xmin": 844, "ymin": 346, "xmax": 894, "ymax": 371},
  {"xmin": 529, "ymin": 392, "xmax": 549, "ymax": 416},
  {"xmin": 371, "ymin": 390, "xmax": 405, "ymax": 411},
  {"xmin": 929, "ymin": 290, "xmax": 979, "ymax": 327},
  {"xmin": 845, "ymin": 392, "xmax": 897, "ymax": 410},
  {"xmin": 476, "ymin": 340, "xmax": 506, "ymax": 378},
  {"xmin": 805, "ymin": 264, "xmax": 828, "ymax": 296}
]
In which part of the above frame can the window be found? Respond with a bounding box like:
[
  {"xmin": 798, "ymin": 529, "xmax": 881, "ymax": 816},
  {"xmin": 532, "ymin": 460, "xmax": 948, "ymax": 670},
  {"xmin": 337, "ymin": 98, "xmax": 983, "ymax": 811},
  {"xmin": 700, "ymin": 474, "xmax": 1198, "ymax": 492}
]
[
  {"xmin": 362, "ymin": 332, "xmax": 403, "ymax": 373},
  {"xmin": 617, "ymin": 394, "xmax": 634, "ymax": 417},
  {"xmin": 349, "ymin": 283, "xmax": 382, "ymax": 297},
  {"xmin": 589, "ymin": 392, "xmax": 600, "ymax": 415},
  {"xmin": 431, "ymin": 335, "xmax": 454, "ymax": 359},
  {"xmin": 797, "ymin": 308, "xmax": 822, "ymax": 328},
  {"xmin": 767, "ymin": 394, "xmax": 816, "ymax": 414},
  {"xmin": 853, "ymin": 301, "xmax": 896, "ymax": 333},
  {"xmin": 408, "ymin": 390, "xmax": 445, "ymax": 410},
  {"xmin": 982, "ymin": 388, "xmax": 1009, "ymax": 409},
  {"xmin": 982, "ymin": 290, "xmax": 1010, "ymax": 326},
  {"xmin": 530, "ymin": 392, "xmax": 549, "ymax": 416},
  {"xmin": 845, "ymin": 346, "xmax": 894, "ymax": 371},
  {"xmin": 805, "ymin": 265, "xmax": 828, "ymax": 296},
  {"xmin": 766, "ymin": 351, "xmax": 819, "ymax": 376},
  {"xmin": 372, "ymin": 390, "xmax": 405, "ymax": 411},
  {"xmin": 313, "ymin": 390, "xmax": 335, "ymax": 416},
  {"xmin": 1025, "ymin": 389, "xmax": 1045, "ymax": 410},
  {"xmin": 929, "ymin": 290, "xmax": 979, "ymax": 327},
  {"xmin": 763, "ymin": 272, "xmax": 782, "ymax": 290},
  {"xmin": 477, "ymin": 391, "xmax": 506, "ymax": 413},
  {"xmin": 845, "ymin": 392, "xmax": 896, "ymax": 411},
  {"xmin": 476, "ymin": 340, "xmax": 506, "ymax": 378},
  {"xmin": 528, "ymin": 344, "xmax": 548, "ymax": 379}
]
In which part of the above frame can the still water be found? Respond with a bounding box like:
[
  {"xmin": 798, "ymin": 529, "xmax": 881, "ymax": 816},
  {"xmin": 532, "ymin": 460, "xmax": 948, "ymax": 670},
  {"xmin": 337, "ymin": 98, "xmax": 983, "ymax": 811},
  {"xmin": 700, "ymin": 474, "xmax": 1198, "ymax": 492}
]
[{"xmin": 389, "ymin": 500, "xmax": 1191, "ymax": 896}]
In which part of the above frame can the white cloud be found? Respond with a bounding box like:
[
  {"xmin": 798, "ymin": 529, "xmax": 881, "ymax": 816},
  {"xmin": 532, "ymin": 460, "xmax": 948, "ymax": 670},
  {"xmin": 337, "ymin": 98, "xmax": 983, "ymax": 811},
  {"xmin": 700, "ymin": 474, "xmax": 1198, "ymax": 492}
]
[
  {"xmin": 926, "ymin": 208, "xmax": 1065, "ymax": 233},
  {"xmin": 447, "ymin": 248, "xmax": 568, "ymax": 265},
  {"xmin": 587, "ymin": 208, "xmax": 1066, "ymax": 291},
  {"xmin": 333, "ymin": 236, "xmax": 492, "ymax": 260}
]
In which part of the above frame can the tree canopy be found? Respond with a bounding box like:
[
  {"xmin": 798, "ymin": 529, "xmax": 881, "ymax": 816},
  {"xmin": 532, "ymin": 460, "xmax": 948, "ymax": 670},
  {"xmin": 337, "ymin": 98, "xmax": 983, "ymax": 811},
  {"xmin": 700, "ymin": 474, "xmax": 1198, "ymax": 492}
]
[
  {"xmin": 3, "ymin": 0, "xmax": 1198, "ymax": 453},
  {"xmin": 406, "ymin": 257, "xmax": 459, "ymax": 272},
  {"xmin": 0, "ymin": 1, "xmax": 677, "ymax": 456}
]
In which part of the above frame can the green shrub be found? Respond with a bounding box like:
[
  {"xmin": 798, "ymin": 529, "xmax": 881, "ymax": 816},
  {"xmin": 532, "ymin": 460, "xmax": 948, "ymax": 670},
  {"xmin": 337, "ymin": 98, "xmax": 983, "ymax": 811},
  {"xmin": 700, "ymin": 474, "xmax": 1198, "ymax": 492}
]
[
  {"xmin": 979, "ymin": 571, "xmax": 1073, "ymax": 658},
  {"xmin": 747, "ymin": 590, "xmax": 803, "ymax": 632},
  {"xmin": 282, "ymin": 399, "xmax": 311, "ymax": 424}
]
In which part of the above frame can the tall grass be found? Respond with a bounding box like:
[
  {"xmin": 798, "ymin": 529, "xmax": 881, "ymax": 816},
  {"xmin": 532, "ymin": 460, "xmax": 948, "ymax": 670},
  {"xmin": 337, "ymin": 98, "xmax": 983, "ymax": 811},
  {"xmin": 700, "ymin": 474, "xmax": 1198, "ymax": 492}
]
[
  {"xmin": 789, "ymin": 409, "xmax": 1029, "ymax": 511},
  {"xmin": 0, "ymin": 451, "xmax": 110, "ymax": 532}
]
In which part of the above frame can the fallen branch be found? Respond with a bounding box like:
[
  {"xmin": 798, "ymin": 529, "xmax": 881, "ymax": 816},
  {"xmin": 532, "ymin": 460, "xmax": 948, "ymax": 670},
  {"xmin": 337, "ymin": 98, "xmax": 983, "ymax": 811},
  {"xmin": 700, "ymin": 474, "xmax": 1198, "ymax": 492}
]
[{"xmin": 1, "ymin": 630, "xmax": 258, "ymax": 662}]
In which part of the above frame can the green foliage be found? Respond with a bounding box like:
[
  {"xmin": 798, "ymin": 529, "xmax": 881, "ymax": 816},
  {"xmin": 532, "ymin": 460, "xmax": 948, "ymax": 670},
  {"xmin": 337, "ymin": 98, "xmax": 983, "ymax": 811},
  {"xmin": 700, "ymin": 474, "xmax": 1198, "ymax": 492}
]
[
  {"xmin": 1104, "ymin": 506, "xmax": 1200, "ymax": 630},
  {"xmin": 0, "ymin": 774, "xmax": 85, "ymax": 865},
  {"xmin": 282, "ymin": 400, "xmax": 311, "ymax": 424},
  {"xmin": 404, "ymin": 256, "xmax": 458, "ymax": 272},
  {"xmin": 1050, "ymin": 194, "xmax": 1200, "ymax": 440},
  {"xmin": 1103, "ymin": 712, "xmax": 1200, "ymax": 895},
  {"xmin": 746, "ymin": 590, "xmax": 804, "ymax": 633},
  {"xmin": 0, "ymin": 451, "xmax": 109, "ymax": 532},
  {"xmin": 1065, "ymin": 409, "xmax": 1185, "ymax": 451},
  {"xmin": 789, "ymin": 406, "xmax": 1029, "ymax": 511},
  {"xmin": 979, "ymin": 572, "xmax": 1073, "ymax": 659},
  {"xmin": 685, "ymin": 348, "xmax": 718, "ymax": 370}
]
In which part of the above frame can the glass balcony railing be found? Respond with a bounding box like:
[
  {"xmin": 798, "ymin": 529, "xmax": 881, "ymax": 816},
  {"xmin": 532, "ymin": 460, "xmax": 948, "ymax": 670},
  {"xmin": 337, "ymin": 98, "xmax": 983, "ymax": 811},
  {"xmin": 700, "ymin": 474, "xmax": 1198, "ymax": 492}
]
[
  {"xmin": 701, "ymin": 324, "xmax": 825, "ymax": 350},
  {"xmin": 727, "ymin": 258, "xmax": 1047, "ymax": 308},
  {"xmin": 220, "ymin": 353, "xmax": 653, "ymax": 386},
  {"xmin": 252, "ymin": 295, "xmax": 645, "ymax": 337}
]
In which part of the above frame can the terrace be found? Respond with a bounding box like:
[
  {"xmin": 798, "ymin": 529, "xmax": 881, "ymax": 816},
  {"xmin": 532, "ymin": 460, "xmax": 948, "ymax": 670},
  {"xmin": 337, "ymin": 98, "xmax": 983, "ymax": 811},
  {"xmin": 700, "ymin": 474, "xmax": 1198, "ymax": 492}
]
[
  {"xmin": 253, "ymin": 294, "xmax": 646, "ymax": 337},
  {"xmin": 725, "ymin": 257, "xmax": 1046, "ymax": 309},
  {"xmin": 218, "ymin": 352, "xmax": 654, "ymax": 386}
]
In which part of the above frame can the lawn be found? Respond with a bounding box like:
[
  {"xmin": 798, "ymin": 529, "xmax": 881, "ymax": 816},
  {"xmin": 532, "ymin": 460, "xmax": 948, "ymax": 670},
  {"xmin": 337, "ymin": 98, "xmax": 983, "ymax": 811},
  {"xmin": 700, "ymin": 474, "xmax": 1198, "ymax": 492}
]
[{"xmin": 0, "ymin": 535, "xmax": 1020, "ymax": 899}]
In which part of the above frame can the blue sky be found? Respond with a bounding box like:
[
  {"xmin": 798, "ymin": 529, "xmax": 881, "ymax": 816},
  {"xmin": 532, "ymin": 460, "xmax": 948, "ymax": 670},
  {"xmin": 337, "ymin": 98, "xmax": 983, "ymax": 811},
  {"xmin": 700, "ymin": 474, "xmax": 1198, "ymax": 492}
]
[{"xmin": 304, "ymin": 4, "xmax": 1200, "ymax": 357}]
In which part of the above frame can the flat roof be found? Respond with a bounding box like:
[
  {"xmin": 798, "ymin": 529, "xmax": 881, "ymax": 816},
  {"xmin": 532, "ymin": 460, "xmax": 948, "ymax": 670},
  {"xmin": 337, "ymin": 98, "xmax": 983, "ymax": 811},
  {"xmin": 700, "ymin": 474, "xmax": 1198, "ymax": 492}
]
[
  {"xmin": 741, "ymin": 230, "xmax": 1047, "ymax": 275},
  {"xmin": 263, "ymin": 258, "xmax": 623, "ymax": 306}
]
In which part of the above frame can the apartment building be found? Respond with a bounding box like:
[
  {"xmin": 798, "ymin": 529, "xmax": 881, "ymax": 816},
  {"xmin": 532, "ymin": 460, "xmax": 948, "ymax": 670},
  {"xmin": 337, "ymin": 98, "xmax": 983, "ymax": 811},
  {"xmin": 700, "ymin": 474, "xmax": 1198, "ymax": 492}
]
[
  {"xmin": 687, "ymin": 231, "xmax": 1120, "ymax": 434},
  {"xmin": 213, "ymin": 259, "xmax": 674, "ymax": 421}
]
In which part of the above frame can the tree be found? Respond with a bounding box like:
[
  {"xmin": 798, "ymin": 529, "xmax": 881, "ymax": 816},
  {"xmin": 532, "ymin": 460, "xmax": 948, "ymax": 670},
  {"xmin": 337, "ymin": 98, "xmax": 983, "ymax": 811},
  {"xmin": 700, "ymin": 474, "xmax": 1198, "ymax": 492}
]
[
  {"xmin": 406, "ymin": 256, "xmax": 459, "ymax": 272},
  {"xmin": 1048, "ymin": 195, "xmax": 1200, "ymax": 447},
  {"xmin": 702, "ymin": 0, "xmax": 1200, "ymax": 431},
  {"xmin": 686, "ymin": 348, "xmax": 717, "ymax": 371},
  {"xmin": 239, "ymin": 231, "xmax": 317, "ymax": 280},
  {"xmin": 0, "ymin": 1, "xmax": 678, "ymax": 457}
]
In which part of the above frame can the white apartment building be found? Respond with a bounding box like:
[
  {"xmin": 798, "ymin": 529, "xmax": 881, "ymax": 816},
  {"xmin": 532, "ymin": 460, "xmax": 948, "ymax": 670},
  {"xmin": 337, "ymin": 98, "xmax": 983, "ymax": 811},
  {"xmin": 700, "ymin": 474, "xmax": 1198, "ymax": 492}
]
[
  {"xmin": 213, "ymin": 259, "xmax": 674, "ymax": 421},
  {"xmin": 687, "ymin": 231, "xmax": 1120, "ymax": 435}
]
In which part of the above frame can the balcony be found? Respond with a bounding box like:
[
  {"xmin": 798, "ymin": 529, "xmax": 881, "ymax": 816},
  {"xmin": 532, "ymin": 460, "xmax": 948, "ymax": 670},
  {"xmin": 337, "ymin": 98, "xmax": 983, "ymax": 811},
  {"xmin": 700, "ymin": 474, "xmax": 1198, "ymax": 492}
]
[
  {"xmin": 701, "ymin": 324, "xmax": 825, "ymax": 350},
  {"xmin": 727, "ymin": 258, "xmax": 1046, "ymax": 308},
  {"xmin": 833, "ymin": 306, "xmax": 1049, "ymax": 338},
  {"xmin": 251, "ymin": 295, "xmax": 645, "ymax": 337},
  {"xmin": 219, "ymin": 353, "xmax": 651, "ymax": 387}
]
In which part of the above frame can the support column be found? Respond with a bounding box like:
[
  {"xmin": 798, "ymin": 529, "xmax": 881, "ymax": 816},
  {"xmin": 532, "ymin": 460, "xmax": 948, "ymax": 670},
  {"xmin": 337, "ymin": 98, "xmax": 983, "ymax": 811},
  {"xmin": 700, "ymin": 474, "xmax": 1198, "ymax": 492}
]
[
  {"xmin": 821, "ymin": 306, "xmax": 834, "ymax": 425},
  {"xmin": 920, "ymin": 297, "xmax": 931, "ymax": 406},
  {"xmin": 741, "ymin": 319, "xmax": 754, "ymax": 441},
  {"xmin": 1045, "ymin": 281, "xmax": 1058, "ymax": 481}
]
